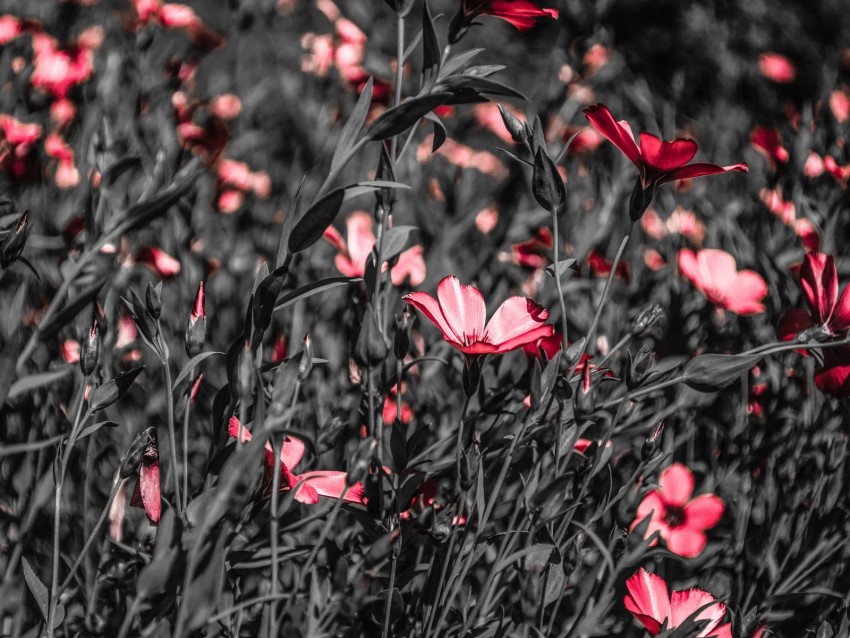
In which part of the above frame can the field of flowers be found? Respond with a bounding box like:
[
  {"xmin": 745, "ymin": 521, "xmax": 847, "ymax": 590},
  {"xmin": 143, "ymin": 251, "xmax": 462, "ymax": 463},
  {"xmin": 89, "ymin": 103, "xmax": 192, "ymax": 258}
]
[{"xmin": 1, "ymin": 0, "xmax": 849, "ymax": 636}]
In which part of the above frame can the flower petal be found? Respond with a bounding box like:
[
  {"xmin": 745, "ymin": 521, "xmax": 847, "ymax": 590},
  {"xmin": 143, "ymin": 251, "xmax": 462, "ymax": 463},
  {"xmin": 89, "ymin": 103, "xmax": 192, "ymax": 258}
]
[
  {"xmin": 665, "ymin": 526, "xmax": 707, "ymax": 557},
  {"xmin": 830, "ymin": 284, "xmax": 850, "ymax": 333},
  {"xmin": 669, "ymin": 588, "xmax": 726, "ymax": 634},
  {"xmin": 346, "ymin": 212, "xmax": 376, "ymax": 274},
  {"xmin": 658, "ymin": 162, "xmax": 748, "ymax": 185},
  {"xmin": 635, "ymin": 490, "xmax": 666, "ymax": 525},
  {"xmin": 726, "ymin": 270, "xmax": 768, "ymax": 315},
  {"xmin": 295, "ymin": 471, "xmax": 365, "ymax": 504},
  {"xmin": 624, "ymin": 568, "xmax": 671, "ymax": 634},
  {"xmin": 583, "ymin": 103, "xmax": 643, "ymax": 168},
  {"xmin": 678, "ymin": 248, "xmax": 703, "ymax": 293},
  {"xmin": 404, "ymin": 290, "xmax": 461, "ymax": 347},
  {"xmin": 658, "ymin": 463, "xmax": 694, "ymax": 507},
  {"xmin": 139, "ymin": 458, "xmax": 161, "ymax": 524},
  {"xmin": 436, "ymin": 275, "xmax": 487, "ymax": 344},
  {"xmin": 638, "ymin": 132, "xmax": 698, "ymax": 172},
  {"xmin": 281, "ymin": 436, "xmax": 306, "ymax": 471},
  {"xmin": 697, "ymin": 249, "xmax": 738, "ymax": 291},
  {"xmin": 801, "ymin": 252, "xmax": 837, "ymax": 325},
  {"xmin": 777, "ymin": 308, "xmax": 814, "ymax": 341},
  {"xmin": 684, "ymin": 494, "xmax": 724, "ymax": 530}
]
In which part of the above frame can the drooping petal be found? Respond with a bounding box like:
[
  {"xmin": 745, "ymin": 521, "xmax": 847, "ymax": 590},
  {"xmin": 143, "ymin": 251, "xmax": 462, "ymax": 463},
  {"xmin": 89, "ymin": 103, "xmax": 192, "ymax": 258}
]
[
  {"xmin": 800, "ymin": 252, "xmax": 837, "ymax": 325},
  {"xmin": 404, "ymin": 290, "xmax": 461, "ymax": 347},
  {"xmin": 657, "ymin": 463, "xmax": 695, "ymax": 507},
  {"xmin": 584, "ymin": 103, "xmax": 643, "ymax": 168},
  {"xmin": 669, "ymin": 588, "xmax": 726, "ymax": 634},
  {"xmin": 639, "ymin": 133, "xmax": 698, "ymax": 173},
  {"xmin": 665, "ymin": 526, "xmax": 707, "ymax": 558},
  {"xmin": 483, "ymin": 296, "xmax": 552, "ymax": 350},
  {"xmin": 623, "ymin": 568, "xmax": 671, "ymax": 635},
  {"xmin": 777, "ymin": 308, "xmax": 814, "ymax": 341},
  {"xmin": 483, "ymin": 0, "xmax": 559, "ymax": 30},
  {"xmin": 684, "ymin": 494, "xmax": 724, "ymax": 530},
  {"xmin": 815, "ymin": 347, "xmax": 850, "ymax": 398},
  {"xmin": 658, "ymin": 162, "xmax": 748, "ymax": 186},
  {"xmin": 436, "ymin": 275, "xmax": 487, "ymax": 344}
]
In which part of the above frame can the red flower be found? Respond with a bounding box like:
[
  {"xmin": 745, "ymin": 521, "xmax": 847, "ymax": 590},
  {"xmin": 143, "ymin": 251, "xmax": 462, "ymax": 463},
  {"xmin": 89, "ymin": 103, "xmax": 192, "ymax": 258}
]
[
  {"xmin": 631, "ymin": 463, "xmax": 724, "ymax": 558},
  {"xmin": 583, "ymin": 103, "xmax": 747, "ymax": 220},
  {"xmin": 228, "ymin": 418, "xmax": 365, "ymax": 505},
  {"xmin": 678, "ymin": 249, "xmax": 767, "ymax": 315},
  {"xmin": 30, "ymin": 34, "xmax": 93, "ymax": 100},
  {"xmin": 404, "ymin": 275, "xmax": 553, "ymax": 356},
  {"xmin": 624, "ymin": 568, "xmax": 731, "ymax": 637},
  {"xmin": 450, "ymin": 0, "xmax": 558, "ymax": 43},
  {"xmin": 136, "ymin": 245, "xmax": 181, "ymax": 278},
  {"xmin": 129, "ymin": 429, "xmax": 161, "ymax": 524},
  {"xmin": 751, "ymin": 126, "xmax": 789, "ymax": 169},
  {"xmin": 758, "ymin": 53, "xmax": 795, "ymax": 84},
  {"xmin": 777, "ymin": 252, "xmax": 850, "ymax": 398}
]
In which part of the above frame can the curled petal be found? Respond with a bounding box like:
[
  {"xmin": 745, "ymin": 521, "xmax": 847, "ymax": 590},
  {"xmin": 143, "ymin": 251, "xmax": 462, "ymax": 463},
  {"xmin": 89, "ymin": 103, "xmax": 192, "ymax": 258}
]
[
  {"xmin": 295, "ymin": 471, "xmax": 365, "ymax": 504},
  {"xmin": 483, "ymin": 296, "xmax": 552, "ymax": 351},
  {"xmin": 583, "ymin": 103, "xmax": 643, "ymax": 168}
]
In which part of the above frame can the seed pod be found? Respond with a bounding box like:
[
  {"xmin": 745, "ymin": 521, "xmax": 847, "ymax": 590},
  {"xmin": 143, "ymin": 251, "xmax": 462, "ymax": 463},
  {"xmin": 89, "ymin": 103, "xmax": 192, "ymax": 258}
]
[
  {"xmin": 393, "ymin": 309, "xmax": 411, "ymax": 360},
  {"xmin": 641, "ymin": 422, "xmax": 664, "ymax": 461}
]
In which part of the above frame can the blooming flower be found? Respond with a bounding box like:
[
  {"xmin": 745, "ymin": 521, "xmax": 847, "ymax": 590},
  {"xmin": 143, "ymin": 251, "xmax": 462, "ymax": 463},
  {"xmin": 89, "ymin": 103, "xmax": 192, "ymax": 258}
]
[
  {"xmin": 0, "ymin": 114, "xmax": 42, "ymax": 181},
  {"xmin": 30, "ymin": 34, "xmax": 93, "ymax": 100},
  {"xmin": 323, "ymin": 212, "xmax": 426, "ymax": 287},
  {"xmin": 631, "ymin": 463, "xmax": 724, "ymax": 558},
  {"xmin": 777, "ymin": 252, "xmax": 850, "ymax": 398},
  {"xmin": 624, "ymin": 568, "xmax": 731, "ymax": 637},
  {"xmin": 451, "ymin": 0, "xmax": 559, "ymax": 42},
  {"xmin": 678, "ymin": 249, "xmax": 767, "ymax": 315},
  {"xmin": 758, "ymin": 52, "xmax": 795, "ymax": 83},
  {"xmin": 404, "ymin": 275, "xmax": 553, "ymax": 356},
  {"xmin": 583, "ymin": 103, "xmax": 748, "ymax": 220},
  {"xmin": 228, "ymin": 418, "xmax": 365, "ymax": 504},
  {"xmin": 751, "ymin": 126, "xmax": 789, "ymax": 169}
]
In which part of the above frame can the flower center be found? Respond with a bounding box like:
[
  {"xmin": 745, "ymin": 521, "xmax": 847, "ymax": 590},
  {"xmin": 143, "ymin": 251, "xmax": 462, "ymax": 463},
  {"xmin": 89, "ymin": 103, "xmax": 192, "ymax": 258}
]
[{"xmin": 663, "ymin": 505, "xmax": 686, "ymax": 528}]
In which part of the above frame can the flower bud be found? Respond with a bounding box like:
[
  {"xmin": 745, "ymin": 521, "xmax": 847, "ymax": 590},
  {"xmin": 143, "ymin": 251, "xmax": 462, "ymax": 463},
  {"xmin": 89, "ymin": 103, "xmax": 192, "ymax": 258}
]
[
  {"xmin": 120, "ymin": 427, "xmax": 156, "ymax": 479},
  {"xmin": 185, "ymin": 281, "xmax": 206, "ymax": 357},
  {"xmin": 625, "ymin": 346, "xmax": 654, "ymax": 390},
  {"xmin": 394, "ymin": 310, "xmax": 411, "ymax": 360},
  {"xmin": 1, "ymin": 209, "xmax": 30, "ymax": 268},
  {"xmin": 355, "ymin": 306, "xmax": 389, "ymax": 368},
  {"xmin": 80, "ymin": 318, "xmax": 100, "ymax": 376},
  {"xmin": 574, "ymin": 365, "xmax": 595, "ymax": 422},
  {"xmin": 297, "ymin": 333, "xmax": 313, "ymax": 383},
  {"xmin": 145, "ymin": 282, "xmax": 162, "ymax": 320},
  {"xmin": 628, "ymin": 179, "xmax": 654, "ymax": 221},
  {"xmin": 497, "ymin": 104, "xmax": 527, "ymax": 143},
  {"xmin": 347, "ymin": 439, "xmax": 375, "ymax": 487},
  {"xmin": 641, "ymin": 422, "xmax": 663, "ymax": 461},
  {"xmin": 235, "ymin": 341, "xmax": 254, "ymax": 401},
  {"xmin": 629, "ymin": 303, "xmax": 666, "ymax": 337}
]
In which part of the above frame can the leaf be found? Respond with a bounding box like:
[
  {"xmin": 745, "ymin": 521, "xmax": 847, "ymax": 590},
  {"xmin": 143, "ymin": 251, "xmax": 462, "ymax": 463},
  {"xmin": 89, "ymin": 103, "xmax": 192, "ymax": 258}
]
[
  {"xmin": 76, "ymin": 420, "xmax": 119, "ymax": 442},
  {"xmin": 381, "ymin": 226, "xmax": 418, "ymax": 264},
  {"xmin": 439, "ymin": 75, "xmax": 527, "ymax": 104},
  {"xmin": 38, "ymin": 273, "xmax": 109, "ymax": 342},
  {"xmin": 2, "ymin": 280, "xmax": 27, "ymax": 338},
  {"xmin": 0, "ymin": 337, "xmax": 20, "ymax": 406},
  {"xmin": 331, "ymin": 77, "xmax": 373, "ymax": 172},
  {"xmin": 100, "ymin": 156, "xmax": 141, "ymax": 188},
  {"xmin": 421, "ymin": 0, "xmax": 440, "ymax": 92},
  {"xmin": 7, "ymin": 366, "xmax": 72, "ymax": 402},
  {"xmin": 22, "ymin": 558, "xmax": 48, "ymax": 622},
  {"xmin": 682, "ymin": 352, "xmax": 763, "ymax": 392},
  {"xmin": 172, "ymin": 351, "xmax": 224, "ymax": 391},
  {"xmin": 390, "ymin": 422, "xmax": 407, "ymax": 472},
  {"xmin": 341, "ymin": 180, "xmax": 410, "ymax": 201},
  {"xmin": 87, "ymin": 367, "xmax": 144, "ymax": 414},
  {"xmin": 423, "ymin": 112, "xmax": 447, "ymax": 152},
  {"xmin": 543, "ymin": 560, "xmax": 565, "ymax": 606},
  {"xmin": 288, "ymin": 188, "xmax": 346, "ymax": 254},
  {"xmin": 252, "ymin": 266, "xmax": 289, "ymax": 337},
  {"xmin": 274, "ymin": 277, "xmax": 361, "ymax": 312},
  {"xmin": 532, "ymin": 147, "xmax": 566, "ymax": 213},
  {"xmin": 275, "ymin": 175, "xmax": 306, "ymax": 269},
  {"xmin": 365, "ymin": 92, "xmax": 453, "ymax": 141},
  {"xmin": 438, "ymin": 48, "xmax": 484, "ymax": 80},
  {"xmin": 545, "ymin": 259, "xmax": 578, "ymax": 280},
  {"xmin": 184, "ymin": 527, "xmax": 228, "ymax": 630}
]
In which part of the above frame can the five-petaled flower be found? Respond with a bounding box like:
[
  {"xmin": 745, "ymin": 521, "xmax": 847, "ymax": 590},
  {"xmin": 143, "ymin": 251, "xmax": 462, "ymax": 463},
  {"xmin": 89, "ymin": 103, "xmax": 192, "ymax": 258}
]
[
  {"xmin": 677, "ymin": 248, "xmax": 768, "ymax": 316},
  {"xmin": 450, "ymin": 0, "xmax": 558, "ymax": 43},
  {"xmin": 583, "ymin": 103, "xmax": 748, "ymax": 220},
  {"xmin": 624, "ymin": 568, "xmax": 732, "ymax": 637},
  {"xmin": 228, "ymin": 418, "xmax": 365, "ymax": 504},
  {"xmin": 631, "ymin": 463, "xmax": 724, "ymax": 558},
  {"xmin": 777, "ymin": 252, "xmax": 850, "ymax": 398},
  {"xmin": 403, "ymin": 275, "xmax": 553, "ymax": 356}
]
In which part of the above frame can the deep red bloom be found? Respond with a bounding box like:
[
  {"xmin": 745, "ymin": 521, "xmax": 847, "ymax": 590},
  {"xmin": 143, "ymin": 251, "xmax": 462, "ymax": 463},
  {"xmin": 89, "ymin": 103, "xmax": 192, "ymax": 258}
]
[
  {"xmin": 584, "ymin": 103, "xmax": 747, "ymax": 219},
  {"xmin": 777, "ymin": 252, "xmax": 850, "ymax": 398},
  {"xmin": 624, "ymin": 568, "xmax": 731, "ymax": 637},
  {"xmin": 0, "ymin": 114, "xmax": 42, "ymax": 182},
  {"xmin": 463, "ymin": 0, "xmax": 558, "ymax": 30},
  {"xmin": 751, "ymin": 126, "xmax": 789, "ymax": 169},
  {"xmin": 228, "ymin": 418, "xmax": 365, "ymax": 504},
  {"xmin": 510, "ymin": 228, "xmax": 553, "ymax": 270},
  {"xmin": 631, "ymin": 463, "xmax": 724, "ymax": 558},
  {"xmin": 404, "ymin": 276, "xmax": 553, "ymax": 356},
  {"xmin": 678, "ymin": 249, "xmax": 767, "ymax": 315},
  {"xmin": 130, "ymin": 430, "xmax": 161, "ymax": 524}
]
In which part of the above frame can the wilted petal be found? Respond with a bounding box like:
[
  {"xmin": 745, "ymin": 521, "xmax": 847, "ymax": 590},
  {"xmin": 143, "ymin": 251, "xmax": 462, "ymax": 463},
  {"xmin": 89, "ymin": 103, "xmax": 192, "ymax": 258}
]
[
  {"xmin": 139, "ymin": 456, "xmax": 161, "ymax": 524},
  {"xmin": 639, "ymin": 133, "xmax": 698, "ymax": 173},
  {"xmin": 658, "ymin": 463, "xmax": 694, "ymax": 507},
  {"xmin": 584, "ymin": 103, "xmax": 643, "ymax": 168},
  {"xmin": 624, "ymin": 568, "xmax": 670, "ymax": 634},
  {"xmin": 437, "ymin": 275, "xmax": 487, "ymax": 344},
  {"xmin": 684, "ymin": 494, "xmax": 724, "ymax": 530},
  {"xmin": 801, "ymin": 252, "xmax": 837, "ymax": 325}
]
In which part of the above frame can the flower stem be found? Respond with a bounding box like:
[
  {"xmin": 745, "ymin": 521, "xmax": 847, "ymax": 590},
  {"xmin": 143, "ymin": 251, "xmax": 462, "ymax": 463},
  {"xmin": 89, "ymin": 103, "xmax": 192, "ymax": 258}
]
[
  {"xmin": 161, "ymin": 346, "xmax": 182, "ymax": 518},
  {"xmin": 551, "ymin": 204, "xmax": 569, "ymax": 349},
  {"xmin": 181, "ymin": 367, "xmax": 195, "ymax": 512}
]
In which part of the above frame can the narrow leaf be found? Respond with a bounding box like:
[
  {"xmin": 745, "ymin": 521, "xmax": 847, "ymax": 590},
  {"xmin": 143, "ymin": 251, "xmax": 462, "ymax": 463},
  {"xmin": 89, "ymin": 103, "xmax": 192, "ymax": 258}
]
[
  {"xmin": 331, "ymin": 77, "xmax": 373, "ymax": 172},
  {"xmin": 274, "ymin": 277, "xmax": 361, "ymax": 312},
  {"xmin": 172, "ymin": 351, "xmax": 224, "ymax": 391},
  {"xmin": 366, "ymin": 92, "xmax": 453, "ymax": 141}
]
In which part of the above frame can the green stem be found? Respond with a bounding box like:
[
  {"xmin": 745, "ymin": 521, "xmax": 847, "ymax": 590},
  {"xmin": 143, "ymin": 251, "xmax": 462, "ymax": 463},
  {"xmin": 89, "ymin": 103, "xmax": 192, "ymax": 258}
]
[
  {"xmin": 182, "ymin": 368, "xmax": 195, "ymax": 512},
  {"xmin": 161, "ymin": 346, "xmax": 182, "ymax": 517},
  {"xmin": 551, "ymin": 204, "xmax": 569, "ymax": 349}
]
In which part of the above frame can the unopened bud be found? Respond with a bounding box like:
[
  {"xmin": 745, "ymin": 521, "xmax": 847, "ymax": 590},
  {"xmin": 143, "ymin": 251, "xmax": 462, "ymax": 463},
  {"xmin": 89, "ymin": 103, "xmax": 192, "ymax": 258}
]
[
  {"xmin": 297, "ymin": 334, "xmax": 313, "ymax": 382},
  {"xmin": 641, "ymin": 422, "xmax": 664, "ymax": 461},
  {"xmin": 394, "ymin": 310, "xmax": 411, "ymax": 360},
  {"xmin": 185, "ymin": 282, "xmax": 206, "ymax": 357},
  {"xmin": 626, "ymin": 346, "xmax": 654, "ymax": 390},
  {"xmin": 1, "ymin": 209, "xmax": 30, "ymax": 268},
  {"xmin": 574, "ymin": 365, "xmax": 595, "ymax": 422},
  {"xmin": 120, "ymin": 427, "xmax": 156, "ymax": 479},
  {"xmin": 347, "ymin": 439, "xmax": 375, "ymax": 487},
  {"xmin": 629, "ymin": 303, "xmax": 666, "ymax": 337},
  {"xmin": 80, "ymin": 319, "xmax": 100, "ymax": 376},
  {"xmin": 190, "ymin": 373, "xmax": 203, "ymax": 404},
  {"xmin": 355, "ymin": 306, "xmax": 389, "ymax": 368},
  {"xmin": 145, "ymin": 282, "xmax": 162, "ymax": 321},
  {"xmin": 498, "ymin": 104, "xmax": 527, "ymax": 143}
]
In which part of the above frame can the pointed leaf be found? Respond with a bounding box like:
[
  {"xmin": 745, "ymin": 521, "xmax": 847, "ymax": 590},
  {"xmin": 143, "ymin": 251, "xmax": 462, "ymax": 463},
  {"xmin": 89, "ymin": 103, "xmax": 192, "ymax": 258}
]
[
  {"xmin": 274, "ymin": 277, "xmax": 361, "ymax": 312},
  {"xmin": 366, "ymin": 92, "xmax": 453, "ymax": 141},
  {"xmin": 331, "ymin": 77, "xmax": 373, "ymax": 172},
  {"xmin": 87, "ymin": 367, "xmax": 144, "ymax": 414}
]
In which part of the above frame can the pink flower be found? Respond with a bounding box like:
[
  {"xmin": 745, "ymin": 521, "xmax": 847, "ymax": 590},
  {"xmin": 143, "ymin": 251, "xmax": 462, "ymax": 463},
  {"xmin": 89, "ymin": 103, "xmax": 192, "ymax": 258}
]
[
  {"xmin": 804, "ymin": 152, "xmax": 825, "ymax": 178},
  {"xmin": 228, "ymin": 417, "xmax": 364, "ymax": 504},
  {"xmin": 404, "ymin": 275, "xmax": 553, "ymax": 356},
  {"xmin": 759, "ymin": 186, "xmax": 795, "ymax": 225},
  {"xmin": 0, "ymin": 114, "xmax": 42, "ymax": 181},
  {"xmin": 584, "ymin": 103, "xmax": 747, "ymax": 220},
  {"xmin": 461, "ymin": 0, "xmax": 558, "ymax": 31},
  {"xmin": 624, "ymin": 568, "xmax": 731, "ymax": 637},
  {"xmin": 631, "ymin": 463, "xmax": 724, "ymax": 558},
  {"xmin": 830, "ymin": 88, "xmax": 850, "ymax": 124},
  {"xmin": 751, "ymin": 126, "xmax": 789, "ymax": 169},
  {"xmin": 777, "ymin": 253, "xmax": 850, "ymax": 398},
  {"xmin": 678, "ymin": 249, "xmax": 767, "ymax": 315},
  {"xmin": 323, "ymin": 212, "xmax": 426, "ymax": 287},
  {"xmin": 45, "ymin": 133, "xmax": 79, "ymax": 188},
  {"xmin": 759, "ymin": 53, "xmax": 796, "ymax": 83},
  {"xmin": 129, "ymin": 429, "xmax": 161, "ymax": 524},
  {"xmin": 30, "ymin": 34, "xmax": 93, "ymax": 100},
  {"xmin": 474, "ymin": 207, "xmax": 499, "ymax": 234},
  {"xmin": 136, "ymin": 246, "xmax": 181, "ymax": 278}
]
